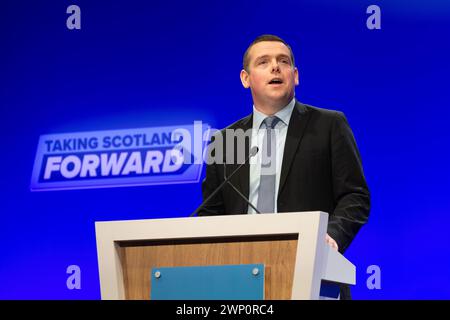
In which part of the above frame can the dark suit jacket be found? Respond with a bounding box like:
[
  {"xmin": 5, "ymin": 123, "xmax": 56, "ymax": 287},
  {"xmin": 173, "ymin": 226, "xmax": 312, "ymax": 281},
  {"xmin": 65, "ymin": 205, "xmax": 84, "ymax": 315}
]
[{"xmin": 199, "ymin": 101, "xmax": 370, "ymax": 255}]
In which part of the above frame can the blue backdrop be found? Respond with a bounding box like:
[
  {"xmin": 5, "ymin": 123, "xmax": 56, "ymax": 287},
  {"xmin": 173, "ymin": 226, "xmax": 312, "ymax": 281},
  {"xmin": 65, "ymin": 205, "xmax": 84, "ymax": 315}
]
[{"xmin": 1, "ymin": 0, "xmax": 449, "ymax": 299}]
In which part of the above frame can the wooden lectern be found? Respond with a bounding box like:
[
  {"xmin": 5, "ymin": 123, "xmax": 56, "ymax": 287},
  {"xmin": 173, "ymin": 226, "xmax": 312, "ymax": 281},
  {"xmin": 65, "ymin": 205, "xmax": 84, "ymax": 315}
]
[{"xmin": 95, "ymin": 211, "xmax": 355, "ymax": 300}]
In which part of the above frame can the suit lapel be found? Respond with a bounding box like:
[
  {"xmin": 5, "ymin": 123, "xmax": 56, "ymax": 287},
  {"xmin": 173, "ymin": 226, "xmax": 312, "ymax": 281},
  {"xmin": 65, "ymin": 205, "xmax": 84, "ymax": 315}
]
[
  {"xmin": 237, "ymin": 114, "xmax": 253, "ymax": 208},
  {"xmin": 278, "ymin": 102, "xmax": 311, "ymax": 196}
]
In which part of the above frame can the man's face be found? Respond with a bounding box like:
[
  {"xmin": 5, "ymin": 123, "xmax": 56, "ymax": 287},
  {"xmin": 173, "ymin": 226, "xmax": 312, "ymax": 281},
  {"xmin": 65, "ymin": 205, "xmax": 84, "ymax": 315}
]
[{"xmin": 240, "ymin": 41, "xmax": 299, "ymax": 111}]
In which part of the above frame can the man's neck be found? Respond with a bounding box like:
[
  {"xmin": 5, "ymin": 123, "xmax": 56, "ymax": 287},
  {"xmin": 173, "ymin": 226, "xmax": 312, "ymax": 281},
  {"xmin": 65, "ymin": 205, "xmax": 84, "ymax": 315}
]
[{"xmin": 253, "ymin": 98, "xmax": 295, "ymax": 116}]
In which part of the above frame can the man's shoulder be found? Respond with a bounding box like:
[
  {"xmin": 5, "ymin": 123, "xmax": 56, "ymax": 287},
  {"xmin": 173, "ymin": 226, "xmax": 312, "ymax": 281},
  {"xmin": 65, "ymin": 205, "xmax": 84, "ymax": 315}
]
[
  {"xmin": 300, "ymin": 102, "xmax": 344, "ymax": 119},
  {"xmin": 215, "ymin": 102, "xmax": 346, "ymax": 132},
  {"xmin": 208, "ymin": 113, "xmax": 252, "ymax": 142},
  {"xmin": 299, "ymin": 102, "xmax": 352, "ymax": 133},
  {"xmin": 222, "ymin": 113, "xmax": 252, "ymax": 131}
]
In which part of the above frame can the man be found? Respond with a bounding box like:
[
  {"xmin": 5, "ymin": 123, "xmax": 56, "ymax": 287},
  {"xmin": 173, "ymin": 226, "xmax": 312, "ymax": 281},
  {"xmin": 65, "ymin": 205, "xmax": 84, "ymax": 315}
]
[{"xmin": 198, "ymin": 35, "xmax": 370, "ymax": 298}]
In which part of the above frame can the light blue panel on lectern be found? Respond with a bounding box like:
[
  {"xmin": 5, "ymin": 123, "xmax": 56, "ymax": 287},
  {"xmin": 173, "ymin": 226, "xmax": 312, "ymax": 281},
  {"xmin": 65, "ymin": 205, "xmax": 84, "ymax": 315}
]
[{"xmin": 150, "ymin": 264, "xmax": 264, "ymax": 300}]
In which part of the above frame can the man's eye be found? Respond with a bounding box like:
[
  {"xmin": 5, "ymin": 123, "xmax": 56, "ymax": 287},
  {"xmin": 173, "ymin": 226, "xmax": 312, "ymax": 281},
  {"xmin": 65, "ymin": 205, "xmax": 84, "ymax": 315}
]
[
  {"xmin": 281, "ymin": 59, "xmax": 290, "ymax": 64},
  {"xmin": 258, "ymin": 60, "xmax": 267, "ymax": 65}
]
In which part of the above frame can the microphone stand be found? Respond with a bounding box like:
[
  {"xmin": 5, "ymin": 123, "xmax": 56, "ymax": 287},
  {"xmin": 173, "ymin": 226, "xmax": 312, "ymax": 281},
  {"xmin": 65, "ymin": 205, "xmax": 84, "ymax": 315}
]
[{"xmin": 190, "ymin": 146, "xmax": 259, "ymax": 217}]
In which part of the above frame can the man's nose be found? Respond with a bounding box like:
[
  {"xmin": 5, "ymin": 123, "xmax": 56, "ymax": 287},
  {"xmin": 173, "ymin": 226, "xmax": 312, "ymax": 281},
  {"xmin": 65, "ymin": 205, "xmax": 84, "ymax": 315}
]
[{"xmin": 271, "ymin": 60, "xmax": 281, "ymax": 72}]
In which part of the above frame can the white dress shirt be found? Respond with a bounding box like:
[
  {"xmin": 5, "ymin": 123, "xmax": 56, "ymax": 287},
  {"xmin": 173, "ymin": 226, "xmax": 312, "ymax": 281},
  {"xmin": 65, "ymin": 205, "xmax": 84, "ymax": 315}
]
[{"xmin": 247, "ymin": 98, "xmax": 296, "ymax": 214}]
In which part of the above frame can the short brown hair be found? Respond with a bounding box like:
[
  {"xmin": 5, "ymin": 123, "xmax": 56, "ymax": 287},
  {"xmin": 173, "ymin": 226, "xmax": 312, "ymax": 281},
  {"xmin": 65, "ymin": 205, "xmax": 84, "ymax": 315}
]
[{"xmin": 243, "ymin": 34, "xmax": 295, "ymax": 72}]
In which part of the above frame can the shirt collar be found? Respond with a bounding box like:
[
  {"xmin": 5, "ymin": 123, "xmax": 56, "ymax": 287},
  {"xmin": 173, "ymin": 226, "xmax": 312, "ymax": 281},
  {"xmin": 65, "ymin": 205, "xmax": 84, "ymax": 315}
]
[{"xmin": 252, "ymin": 97, "xmax": 296, "ymax": 129}]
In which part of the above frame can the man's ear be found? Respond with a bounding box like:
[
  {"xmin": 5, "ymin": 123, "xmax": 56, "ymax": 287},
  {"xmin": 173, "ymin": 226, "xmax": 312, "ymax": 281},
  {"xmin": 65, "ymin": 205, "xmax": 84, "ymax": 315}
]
[
  {"xmin": 294, "ymin": 67, "xmax": 299, "ymax": 86},
  {"xmin": 240, "ymin": 69, "xmax": 250, "ymax": 88}
]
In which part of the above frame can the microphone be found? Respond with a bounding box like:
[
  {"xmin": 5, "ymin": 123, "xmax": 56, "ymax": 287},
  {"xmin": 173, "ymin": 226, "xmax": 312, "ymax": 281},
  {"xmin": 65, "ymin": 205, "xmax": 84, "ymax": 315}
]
[
  {"xmin": 190, "ymin": 146, "xmax": 259, "ymax": 217},
  {"xmin": 224, "ymin": 148, "xmax": 261, "ymax": 214}
]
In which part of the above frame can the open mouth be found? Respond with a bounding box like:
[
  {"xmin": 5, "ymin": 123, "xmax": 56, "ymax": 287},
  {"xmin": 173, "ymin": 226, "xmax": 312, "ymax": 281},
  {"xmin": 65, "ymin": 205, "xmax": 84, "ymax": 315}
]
[{"xmin": 268, "ymin": 78, "xmax": 283, "ymax": 85}]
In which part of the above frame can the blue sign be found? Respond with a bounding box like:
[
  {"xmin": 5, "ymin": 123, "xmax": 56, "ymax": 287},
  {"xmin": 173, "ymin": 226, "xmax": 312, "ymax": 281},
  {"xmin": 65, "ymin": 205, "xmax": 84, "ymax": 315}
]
[
  {"xmin": 151, "ymin": 264, "xmax": 265, "ymax": 300},
  {"xmin": 30, "ymin": 122, "xmax": 210, "ymax": 191}
]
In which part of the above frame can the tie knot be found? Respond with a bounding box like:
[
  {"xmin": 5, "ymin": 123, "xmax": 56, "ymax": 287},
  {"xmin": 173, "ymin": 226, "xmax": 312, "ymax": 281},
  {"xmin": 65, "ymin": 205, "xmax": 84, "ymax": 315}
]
[{"xmin": 263, "ymin": 116, "xmax": 280, "ymax": 129}]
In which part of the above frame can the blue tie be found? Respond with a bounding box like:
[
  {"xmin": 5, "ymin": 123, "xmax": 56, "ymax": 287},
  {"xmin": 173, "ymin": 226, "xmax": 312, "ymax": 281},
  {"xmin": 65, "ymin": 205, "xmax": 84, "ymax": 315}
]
[{"xmin": 256, "ymin": 116, "xmax": 280, "ymax": 213}]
